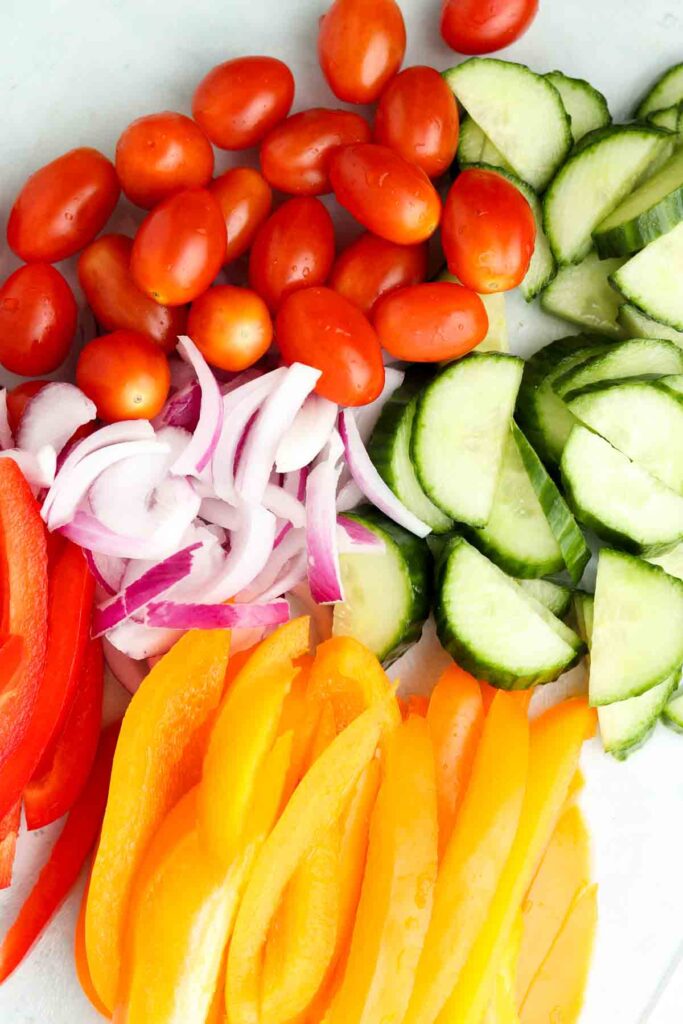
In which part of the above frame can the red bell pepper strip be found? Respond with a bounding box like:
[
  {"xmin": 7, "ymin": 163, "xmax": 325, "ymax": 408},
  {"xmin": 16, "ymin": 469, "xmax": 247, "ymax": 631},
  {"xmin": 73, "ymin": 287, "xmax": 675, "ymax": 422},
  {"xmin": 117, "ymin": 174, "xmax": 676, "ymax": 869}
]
[
  {"xmin": 24, "ymin": 638, "xmax": 105, "ymax": 831},
  {"xmin": 0, "ymin": 803, "xmax": 21, "ymax": 890},
  {"xmin": 0, "ymin": 540, "xmax": 95, "ymax": 824},
  {"xmin": 0, "ymin": 460, "xmax": 48, "ymax": 766},
  {"xmin": 0, "ymin": 721, "xmax": 120, "ymax": 984}
]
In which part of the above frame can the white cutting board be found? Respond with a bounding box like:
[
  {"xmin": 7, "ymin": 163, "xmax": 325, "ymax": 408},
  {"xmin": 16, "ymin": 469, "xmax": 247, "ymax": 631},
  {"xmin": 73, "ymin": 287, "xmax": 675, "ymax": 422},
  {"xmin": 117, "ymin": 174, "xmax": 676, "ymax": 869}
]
[{"xmin": 1, "ymin": 0, "xmax": 683, "ymax": 1020}]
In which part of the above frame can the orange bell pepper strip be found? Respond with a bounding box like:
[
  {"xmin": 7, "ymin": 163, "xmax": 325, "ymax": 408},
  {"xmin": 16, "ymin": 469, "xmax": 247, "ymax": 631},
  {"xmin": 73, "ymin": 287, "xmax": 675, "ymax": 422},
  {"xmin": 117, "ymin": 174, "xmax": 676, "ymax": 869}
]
[
  {"xmin": 75, "ymin": 880, "xmax": 111, "ymax": 1019},
  {"xmin": 520, "ymin": 884, "xmax": 598, "ymax": 1024},
  {"xmin": 403, "ymin": 692, "xmax": 530, "ymax": 1024},
  {"xmin": 565, "ymin": 768, "xmax": 585, "ymax": 805},
  {"xmin": 86, "ymin": 628, "xmax": 232, "ymax": 1012},
  {"xmin": 306, "ymin": 635, "xmax": 400, "ymax": 732},
  {"xmin": 0, "ymin": 802, "xmax": 21, "ymax": 890},
  {"xmin": 480, "ymin": 681, "xmax": 532, "ymax": 715},
  {"xmin": 400, "ymin": 693, "xmax": 430, "ymax": 718},
  {"xmin": 437, "ymin": 697, "xmax": 596, "ymax": 1024},
  {"xmin": 327, "ymin": 715, "xmax": 438, "ymax": 1024},
  {"xmin": 516, "ymin": 803, "xmax": 591, "ymax": 1005},
  {"xmin": 483, "ymin": 918, "xmax": 522, "ymax": 1024},
  {"xmin": 226, "ymin": 692, "xmax": 397, "ymax": 1024},
  {"xmin": 427, "ymin": 664, "xmax": 485, "ymax": 859}
]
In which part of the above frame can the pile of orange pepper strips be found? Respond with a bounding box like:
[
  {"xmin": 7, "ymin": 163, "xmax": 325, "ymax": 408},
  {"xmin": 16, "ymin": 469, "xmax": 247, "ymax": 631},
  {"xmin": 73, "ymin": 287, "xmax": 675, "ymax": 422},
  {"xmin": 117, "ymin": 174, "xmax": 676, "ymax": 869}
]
[{"xmin": 5, "ymin": 612, "xmax": 594, "ymax": 1024}]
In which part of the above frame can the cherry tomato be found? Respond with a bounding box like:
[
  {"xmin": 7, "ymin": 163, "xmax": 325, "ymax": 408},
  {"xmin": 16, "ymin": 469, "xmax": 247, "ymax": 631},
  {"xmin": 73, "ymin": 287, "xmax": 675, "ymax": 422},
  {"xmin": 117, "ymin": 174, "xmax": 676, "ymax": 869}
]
[
  {"xmin": 187, "ymin": 285, "xmax": 273, "ymax": 372},
  {"xmin": 260, "ymin": 108, "xmax": 371, "ymax": 196},
  {"xmin": 329, "ymin": 232, "xmax": 428, "ymax": 316},
  {"xmin": 329, "ymin": 144, "xmax": 441, "ymax": 245},
  {"xmin": 276, "ymin": 287, "xmax": 384, "ymax": 406},
  {"xmin": 209, "ymin": 168, "xmax": 273, "ymax": 263},
  {"xmin": 76, "ymin": 330, "xmax": 171, "ymax": 422},
  {"xmin": 78, "ymin": 234, "xmax": 187, "ymax": 353},
  {"xmin": 372, "ymin": 282, "xmax": 488, "ymax": 361},
  {"xmin": 442, "ymin": 169, "xmax": 536, "ymax": 294},
  {"xmin": 7, "ymin": 148, "xmax": 119, "ymax": 264},
  {"xmin": 115, "ymin": 112, "xmax": 214, "ymax": 209},
  {"xmin": 374, "ymin": 66, "xmax": 460, "ymax": 178},
  {"xmin": 318, "ymin": 0, "xmax": 406, "ymax": 104},
  {"xmin": 249, "ymin": 197, "xmax": 335, "ymax": 312},
  {"xmin": 192, "ymin": 56, "xmax": 295, "ymax": 150},
  {"xmin": 0, "ymin": 264, "xmax": 77, "ymax": 376},
  {"xmin": 130, "ymin": 188, "xmax": 227, "ymax": 306},
  {"xmin": 6, "ymin": 381, "xmax": 49, "ymax": 435},
  {"xmin": 440, "ymin": 0, "xmax": 539, "ymax": 54}
]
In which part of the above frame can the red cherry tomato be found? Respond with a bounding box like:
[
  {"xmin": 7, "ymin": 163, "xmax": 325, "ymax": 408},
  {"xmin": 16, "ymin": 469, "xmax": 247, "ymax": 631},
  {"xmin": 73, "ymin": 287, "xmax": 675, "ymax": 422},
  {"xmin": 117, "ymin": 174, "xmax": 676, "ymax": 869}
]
[
  {"xmin": 276, "ymin": 287, "xmax": 384, "ymax": 406},
  {"xmin": 318, "ymin": 0, "xmax": 406, "ymax": 104},
  {"xmin": 440, "ymin": 0, "xmax": 539, "ymax": 54},
  {"xmin": 249, "ymin": 197, "xmax": 335, "ymax": 313},
  {"xmin": 329, "ymin": 144, "xmax": 441, "ymax": 245},
  {"xmin": 115, "ymin": 112, "xmax": 214, "ymax": 209},
  {"xmin": 7, "ymin": 148, "xmax": 120, "ymax": 264},
  {"xmin": 6, "ymin": 381, "xmax": 49, "ymax": 435},
  {"xmin": 329, "ymin": 232, "xmax": 428, "ymax": 316},
  {"xmin": 209, "ymin": 168, "xmax": 273, "ymax": 263},
  {"xmin": 372, "ymin": 282, "xmax": 489, "ymax": 361},
  {"xmin": 260, "ymin": 108, "xmax": 371, "ymax": 196},
  {"xmin": 0, "ymin": 264, "xmax": 77, "ymax": 376},
  {"xmin": 442, "ymin": 169, "xmax": 536, "ymax": 294},
  {"xmin": 187, "ymin": 285, "xmax": 273, "ymax": 372},
  {"xmin": 76, "ymin": 330, "xmax": 171, "ymax": 423},
  {"xmin": 374, "ymin": 66, "xmax": 460, "ymax": 178},
  {"xmin": 78, "ymin": 234, "xmax": 187, "ymax": 353},
  {"xmin": 130, "ymin": 188, "xmax": 227, "ymax": 306},
  {"xmin": 192, "ymin": 56, "xmax": 295, "ymax": 150}
]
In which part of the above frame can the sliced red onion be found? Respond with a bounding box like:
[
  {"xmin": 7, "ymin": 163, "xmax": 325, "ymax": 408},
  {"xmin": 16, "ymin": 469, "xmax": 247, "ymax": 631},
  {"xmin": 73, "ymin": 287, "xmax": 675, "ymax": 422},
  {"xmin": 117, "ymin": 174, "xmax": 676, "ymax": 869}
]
[
  {"xmin": 338, "ymin": 410, "xmax": 431, "ymax": 539},
  {"xmin": 103, "ymin": 638, "xmax": 148, "ymax": 695},
  {"xmin": 353, "ymin": 367, "xmax": 405, "ymax": 444},
  {"xmin": 306, "ymin": 431, "xmax": 345, "ymax": 604},
  {"xmin": 0, "ymin": 390, "xmax": 13, "ymax": 451},
  {"xmin": 17, "ymin": 383, "xmax": 96, "ymax": 456},
  {"xmin": 202, "ymin": 505, "xmax": 277, "ymax": 602},
  {"xmin": 220, "ymin": 368, "xmax": 263, "ymax": 395},
  {"xmin": 199, "ymin": 497, "xmax": 241, "ymax": 531},
  {"xmin": 89, "ymin": 447, "xmax": 177, "ymax": 536},
  {"xmin": 336, "ymin": 479, "xmax": 364, "ymax": 513},
  {"xmin": 171, "ymin": 336, "xmax": 224, "ymax": 476},
  {"xmin": 337, "ymin": 515, "xmax": 385, "ymax": 554},
  {"xmin": 105, "ymin": 617, "xmax": 182, "ymax": 660},
  {"xmin": 85, "ymin": 550, "xmax": 124, "ymax": 595},
  {"xmin": 235, "ymin": 364, "xmax": 321, "ymax": 505},
  {"xmin": 257, "ymin": 550, "xmax": 308, "ymax": 604},
  {"xmin": 0, "ymin": 446, "xmax": 57, "ymax": 491},
  {"xmin": 263, "ymin": 483, "xmax": 306, "ymax": 529},
  {"xmin": 275, "ymin": 393, "xmax": 337, "ymax": 474},
  {"xmin": 238, "ymin": 528, "xmax": 306, "ymax": 603},
  {"xmin": 169, "ymin": 355, "xmax": 198, "ymax": 390},
  {"xmin": 143, "ymin": 599, "xmax": 289, "ymax": 630},
  {"xmin": 154, "ymin": 381, "xmax": 201, "ymax": 431}
]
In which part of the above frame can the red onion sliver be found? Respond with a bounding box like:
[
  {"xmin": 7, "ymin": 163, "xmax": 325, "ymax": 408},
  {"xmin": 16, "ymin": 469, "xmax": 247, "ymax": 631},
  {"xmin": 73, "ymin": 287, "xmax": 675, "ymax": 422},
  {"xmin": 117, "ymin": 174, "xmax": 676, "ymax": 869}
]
[
  {"xmin": 0, "ymin": 390, "xmax": 13, "ymax": 451},
  {"xmin": 338, "ymin": 410, "xmax": 431, "ymax": 539},
  {"xmin": 105, "ymin": 617, "xmax": 182, "ymax": 660},
  {"xmin": 306, "ymin": 431, "xmax": 345, "ymax": 604},
  {"xmin": 263, "ymin": 483, "xmax": 306, "ymax": 528},
  {"xmin": 352, "ymin": 367, "xmax": 405, "ymax": 444},
  {"xmin": 171, "ymin": 336, "xmax": 224, "ymax": 476},
  {"xmin": 199, "ymin": 497, "xmax": 241, "ymax": 531},
  {"xmin": 257, "ymin": 550, "xmax": 308, "ymax": 604},
  {"xmin": 238, "ymin": 527, "xmax": 306, "ymax": 603},
  {"xmin": 154, "ymin": 380, "xmax": 201, "ymax": 431},
  {"xmin": 336, "ymin": 479, "xmax": 364, "ymax": 513},
  {"xmin": 143, "ymin": 599, "xmax": 290, "ymax": 630},
  {"xmin": 61, "ymin": 487, "xmax": 197, "ymax": 558},
  {"xmin": 220, "ymin": 368, "xmax": 262, "ymax": 395},
  {"xmin": 84, "ymin": 550, "xmax": 122, "ymax": 595},
  {"xmin": 275, "ymin": 393, "xmax": 338, "ymax": 474},
  {"xmin": 202, "ymin": 505, "xmax": 278, "ymax": 603},
  {"xmin": 17, "ymin": 383, "xmax": 96, "ymax": 456},
  {"xmin": 102, "ymin": 638, "xmax": 148, "ymax": 696},
  {"xmin": 0, "ymin": 446, "xmax": 57, "ymax": 491}
]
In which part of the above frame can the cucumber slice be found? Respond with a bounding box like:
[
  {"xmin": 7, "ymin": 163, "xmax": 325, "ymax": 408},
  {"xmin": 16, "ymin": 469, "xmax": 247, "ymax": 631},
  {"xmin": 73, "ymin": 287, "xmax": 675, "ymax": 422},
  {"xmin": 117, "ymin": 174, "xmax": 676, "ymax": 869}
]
[
  {"xmin": 593, "ymin": 148, "xmax": 683, "ymax": 257},
  {"xmin": 457, "ymin": 118, "xmax": 510, "ymax": 172},
  {"xmin": 545, "ymin": 71, "xmax": 611, "ymax": 143},
  {"xmin": 560, "ymin": 425, "xmax": 683, "ymax": 555},
  {"xmin": 599, "ymin": 675, "xmax": 677, "ymax": 759},
  {"xmin": 435, "ymin": 537, "xmax": 582, "ymax": 689},
  {"xmin": 435, "ymin": 270, "xmax": 508, "ymax": 352},
  {"xmin": 543, "ymin": 125, "xmax": 668, "ymax": 265},
  {"xmin": 646, "ymin": 104, "xmax": 681, "ymax": 132},
  {"xmin": 553, "ymin": 338, "xmax": 683, "ymax": 399},
  {"xmin": 568, "ymin": 379, "xmax": 683, "ymax": 494},
  {"xmin": 649, "ymin": 539, "xmax": 683, "ymax": 579},
  {"xmin": 590, "ymin": 548, "xmax": 683, "ymax": 705},
  {"xmin": 618, "ymin": 303, "xmax": 683, "ymax": 346},
  {"xmin": 518, "ymin": 578, "xmax": 572, "ymax": 617},
  {"xmin": 662, "ymin": 687, "xmax": 683, "ymax": 732},
  {"xmin": 368, "ymin": 377, "xmax": 452, "ymax": 535},
  {"xmin": 636, "ymin": 63, "xmax": 683, "ymax": 120},
  {"xmin": 611, "ymin": 220, "xmax": 683, "ymax": 331},
  {"xmin": 659, "ymin": 374, "xmax": 683, "ymax": 396},
  {"xmin": 412, "ymin": 353, "xmax": 523, "ymax": 527},
  {"xmin": 540, "ymin": 251, "xmax": 625, "ymax": 337},
  {"xmin": 444, "ymin": 59, "xmax": 572, "ymax": 191},
  {"xmin": 333, "ymin": 506, "xmax": 431, "ymax": 665},
  {"xmin": 572, "ymin": 591, "xmax": 594, "ymax": 645}
]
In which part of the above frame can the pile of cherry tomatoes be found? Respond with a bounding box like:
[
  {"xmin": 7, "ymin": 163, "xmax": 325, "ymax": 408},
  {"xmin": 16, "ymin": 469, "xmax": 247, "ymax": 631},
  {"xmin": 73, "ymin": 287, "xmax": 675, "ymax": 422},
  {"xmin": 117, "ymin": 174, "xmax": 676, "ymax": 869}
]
[{"xmin": 0, "ymin": 0, "xmax": 538, "ymax": 423}]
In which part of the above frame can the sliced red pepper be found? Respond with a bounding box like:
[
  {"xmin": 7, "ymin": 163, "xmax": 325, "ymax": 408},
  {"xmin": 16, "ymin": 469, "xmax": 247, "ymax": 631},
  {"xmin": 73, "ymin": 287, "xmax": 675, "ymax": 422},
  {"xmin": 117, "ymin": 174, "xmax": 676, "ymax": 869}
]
[
  {"xmin": 0, "ymin": 721, "xmax": 120, "ymax": 984},
  {"xmin": 0, "ymin": 803, "xmax": 21, "ymax": 890},
  {"xmin": 24, "ymin": 639, "xmax": 105, "ymax": 831},
  {"xmin": 0, "ymin": 539, "xmax": 95, "ymax": 824},
  {"xmin": 0, "ymin": 460, "xmax": 48, "ymax": 766}
]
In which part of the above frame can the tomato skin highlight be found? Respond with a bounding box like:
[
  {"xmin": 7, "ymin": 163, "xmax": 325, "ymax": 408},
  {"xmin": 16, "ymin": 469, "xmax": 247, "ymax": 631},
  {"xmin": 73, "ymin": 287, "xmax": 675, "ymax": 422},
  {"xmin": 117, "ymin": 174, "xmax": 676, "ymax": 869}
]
[
  {"xmin": 276, "ymin": 286, "xmax": 384, "ymax": 406},
  {"xmin": 249, "ymin": 197, "xmax": 335, "ymax": 313},
  {"xmin": 76, "ymin": 330, "xmax": 171, "ymax": 423},
  {"xmin": 318, "ymin": 0, "xmax": 406, "ymax": 104},
  {"xmin": 329, "ymin": 144, "xmax": 442, "ymax": 245},
  {"xmin": 372, "ymin": 282, "xmax": 489, "ymax": 362},
  {"xmin": 209, "ymin": 168, "xmax": 273, "ymax": 264},
  {"xmin": 260, "ymin": 108, "xmax": 371, "ymax": 196},
  {"xmin": 442, "ymin": 169, "xmax": 536, "ymax": 294},
  {"xmin": 187, "ymin": 285, "xmax": 273, "ymax": 372},
  {"xmin": 329, "ymin": 232, "xmax": 428, "ymax": 316},
  {"xmin": 192, "ymin": 56, "xmax": 295, "ymax": 150},
  {"xmin": 115, "ymin": 112, "xmax": 214, "ymax": 210},
  {"xmin": 6, "ymin": 381, "xmax": 49, "ymax": 435},
  {"xmin": 0, "ymin": 264, "xmax": 77, "ymax": 376},
  {"xmin": 7, "ymin": 148, "xmax": 120, "ymax": 264},
  {"xmin": 440, "ymin": 0, "xmax": 539, "ymax": 55},
  {"xmin": 130, "ymin": 188, "xmax": 227, "ymax": 306},
  {"xmin": 78, "ymin": 234, "xmax": 186, "ymax": 353},
  {"xmin": 374, "ymin": 66, "xmax": 460, "ymax": 179}
]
